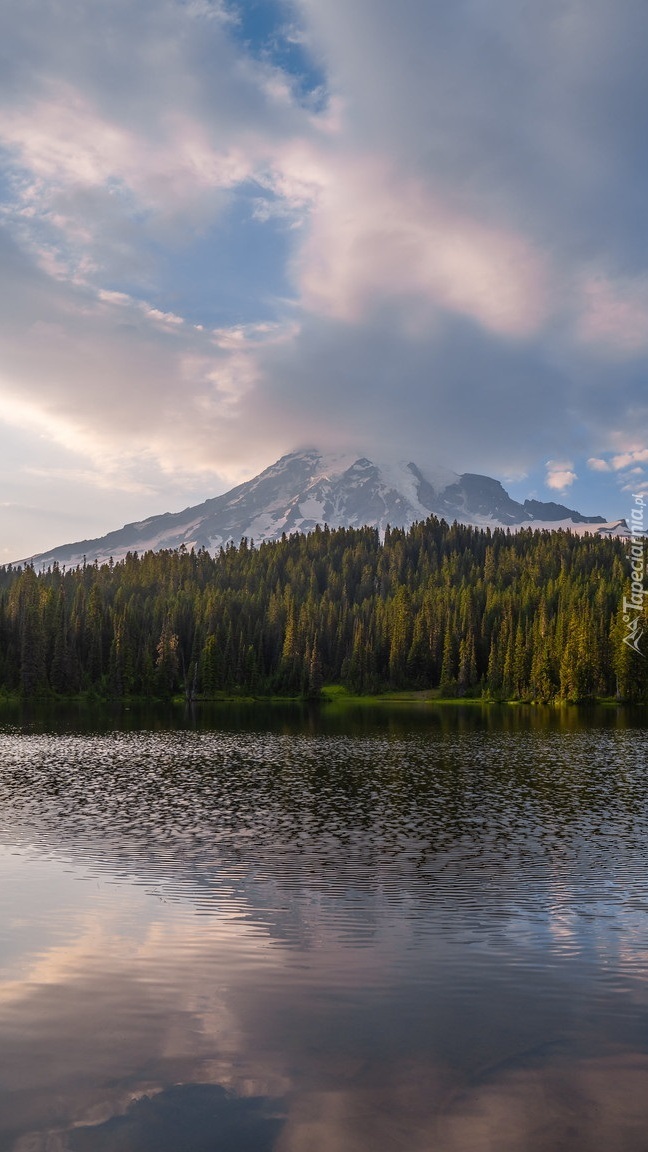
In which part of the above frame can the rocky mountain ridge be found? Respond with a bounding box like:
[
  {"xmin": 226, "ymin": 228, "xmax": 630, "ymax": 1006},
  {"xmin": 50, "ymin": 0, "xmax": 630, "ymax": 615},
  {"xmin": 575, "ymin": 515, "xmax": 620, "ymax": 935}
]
[{"xmin": 19, "ymin": 449, "xmax": 626, "ymax": 568}]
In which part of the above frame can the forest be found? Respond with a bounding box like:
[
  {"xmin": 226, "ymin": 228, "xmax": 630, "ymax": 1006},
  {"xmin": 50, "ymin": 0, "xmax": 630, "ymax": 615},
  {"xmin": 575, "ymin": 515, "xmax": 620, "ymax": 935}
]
[{"xmin": 0, "ymin": 518, "xmax": 645, "ymax": 702}]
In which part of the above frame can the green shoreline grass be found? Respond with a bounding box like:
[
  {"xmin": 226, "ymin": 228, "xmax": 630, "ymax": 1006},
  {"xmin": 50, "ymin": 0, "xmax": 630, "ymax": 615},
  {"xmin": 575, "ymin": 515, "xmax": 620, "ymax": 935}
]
[
  {"xmin": 321, "ymin": 688, "xmax": 627, "ymax": 707},
  {"xmin": 0, "ymin": 687, "xmax": 637, "ymax": 707}
]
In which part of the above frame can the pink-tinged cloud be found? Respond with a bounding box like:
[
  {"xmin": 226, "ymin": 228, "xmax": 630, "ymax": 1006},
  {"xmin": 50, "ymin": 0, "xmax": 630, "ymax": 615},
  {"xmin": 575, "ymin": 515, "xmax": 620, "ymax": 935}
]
[
  {"xmin": 293, "ymin": 156, "xmax": 551, "ymax": 338},
  {"xmin": 611, "ymin": 448, "xmax": 648, "ymax": 470},
  {"xmin": 545, "ymin": 460, "xmax": 577, "ymax": 490},
  {"xmin": 576, "ymin": 274, "xmax": 648, "ymax": 358}
]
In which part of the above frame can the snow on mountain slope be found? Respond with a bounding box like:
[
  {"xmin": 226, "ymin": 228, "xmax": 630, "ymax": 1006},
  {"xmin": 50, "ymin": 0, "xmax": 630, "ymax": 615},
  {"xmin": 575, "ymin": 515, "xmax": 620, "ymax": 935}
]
[{"xmin": 17, "ymin": 450, "xmax": 626, "ymax": 568}]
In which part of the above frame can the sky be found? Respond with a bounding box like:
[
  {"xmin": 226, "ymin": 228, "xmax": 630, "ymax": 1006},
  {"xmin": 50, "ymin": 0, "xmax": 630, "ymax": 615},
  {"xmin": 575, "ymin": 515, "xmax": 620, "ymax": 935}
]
[{"xmin": 1, "ymin": 0, "xmax": 647, "ymax": 560}]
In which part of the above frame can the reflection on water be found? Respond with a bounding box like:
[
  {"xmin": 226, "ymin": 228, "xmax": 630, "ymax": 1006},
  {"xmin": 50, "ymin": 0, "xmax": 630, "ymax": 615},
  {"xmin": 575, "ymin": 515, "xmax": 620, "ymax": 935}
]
[
  {"xmin": 0, "ymin": 704, "xmax": 647, "ymax": 1150},
  {"xmin": 3, "ymin": 696, "xmax": 647, "ymax": 736}
]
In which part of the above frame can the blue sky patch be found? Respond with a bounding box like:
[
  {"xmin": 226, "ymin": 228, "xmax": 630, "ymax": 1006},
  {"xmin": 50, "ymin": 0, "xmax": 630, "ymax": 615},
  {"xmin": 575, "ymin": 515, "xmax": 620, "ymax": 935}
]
[
  {"xmin": 111, "ymin": 188, "xmax": 297, "ymax": 327},
  {"xmin": 226, "ymin": 0, "xmax": 326, "ymax": 105}
]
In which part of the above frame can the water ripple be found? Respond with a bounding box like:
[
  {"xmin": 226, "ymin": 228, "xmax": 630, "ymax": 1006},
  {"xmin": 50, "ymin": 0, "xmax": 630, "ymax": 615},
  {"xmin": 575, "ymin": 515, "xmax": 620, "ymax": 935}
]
[{"xmin": 0, "ymin": 725, "xmax": 646, "ymax": 939}]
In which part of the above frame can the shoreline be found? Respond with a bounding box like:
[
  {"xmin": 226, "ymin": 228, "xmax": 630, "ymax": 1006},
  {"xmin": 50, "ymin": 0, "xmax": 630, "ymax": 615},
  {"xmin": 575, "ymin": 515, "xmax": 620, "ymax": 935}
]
[{"xmin": 0, "ymin": 689, "xmax": 642, "ymax": 708}]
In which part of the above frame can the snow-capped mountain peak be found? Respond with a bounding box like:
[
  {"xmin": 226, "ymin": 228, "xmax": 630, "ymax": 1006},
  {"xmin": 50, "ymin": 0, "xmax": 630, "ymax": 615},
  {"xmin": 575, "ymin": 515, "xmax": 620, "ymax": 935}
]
[{"xmin": 18, "ymin": 449, "xmax": 623, "ymax": 568}]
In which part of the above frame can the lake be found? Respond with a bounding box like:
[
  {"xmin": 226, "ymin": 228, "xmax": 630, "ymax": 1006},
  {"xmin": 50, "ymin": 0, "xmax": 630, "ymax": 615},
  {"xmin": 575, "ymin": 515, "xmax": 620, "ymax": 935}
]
[{"xmin": 1, "ymin": 702, "xmax": 647, "ymax": 1151}]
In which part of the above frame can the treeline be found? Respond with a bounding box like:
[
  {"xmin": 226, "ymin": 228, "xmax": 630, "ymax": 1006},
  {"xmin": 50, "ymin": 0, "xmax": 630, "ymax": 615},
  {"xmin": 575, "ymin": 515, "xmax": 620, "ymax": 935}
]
[{"xmin": 0, "ymin": 519, "xmax": 645, "ymax": 702}]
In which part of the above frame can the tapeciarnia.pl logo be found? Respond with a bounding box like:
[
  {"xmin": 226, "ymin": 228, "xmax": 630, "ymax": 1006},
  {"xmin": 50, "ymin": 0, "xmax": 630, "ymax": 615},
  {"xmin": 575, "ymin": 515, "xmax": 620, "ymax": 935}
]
[{"xmin": 623, "ymin": 493, "xmax": 646, "ymax": 657}]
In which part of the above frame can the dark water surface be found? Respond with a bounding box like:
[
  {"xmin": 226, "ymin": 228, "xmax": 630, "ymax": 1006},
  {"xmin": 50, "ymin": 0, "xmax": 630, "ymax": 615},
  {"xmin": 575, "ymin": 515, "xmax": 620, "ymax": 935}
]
[{"xmin": 1, "ymin": 702, "xmax": 648, "ymax": 1151}]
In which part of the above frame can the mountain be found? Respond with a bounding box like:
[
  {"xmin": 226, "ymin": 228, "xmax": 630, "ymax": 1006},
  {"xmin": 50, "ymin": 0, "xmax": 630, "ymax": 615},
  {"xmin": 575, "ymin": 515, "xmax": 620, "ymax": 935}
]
[{"xmin": 19, "ymin": 449, "xmax": 627, "ymax": 568}]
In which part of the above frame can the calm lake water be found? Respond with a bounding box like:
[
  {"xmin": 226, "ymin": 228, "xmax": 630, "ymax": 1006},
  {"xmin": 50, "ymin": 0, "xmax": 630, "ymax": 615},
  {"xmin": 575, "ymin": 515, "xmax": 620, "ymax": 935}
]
[{"xmin": 1, "ymin": 702, "xmax": 648, "ymax": 1151}]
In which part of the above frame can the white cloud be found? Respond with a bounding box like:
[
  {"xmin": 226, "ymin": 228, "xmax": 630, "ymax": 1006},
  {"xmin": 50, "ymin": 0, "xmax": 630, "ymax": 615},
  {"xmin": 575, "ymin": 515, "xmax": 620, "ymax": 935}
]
[
  {"xmin": 545, "ymin": 460, "xmax": 577, "ymax": 491},
  {"xmin": 292, "ymin": 155, "xmax": 551, "ymax": 337},
  {"xmin": 611, "ymin": 448, "xmax": 648, "ymax": 470}
]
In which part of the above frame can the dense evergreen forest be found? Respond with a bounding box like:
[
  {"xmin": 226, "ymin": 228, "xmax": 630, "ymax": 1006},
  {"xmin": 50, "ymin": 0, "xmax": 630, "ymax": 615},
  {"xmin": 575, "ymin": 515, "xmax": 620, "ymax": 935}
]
[{"xmin": 0, "ymin": 519, "xmax": 645, "ymax": 702}]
